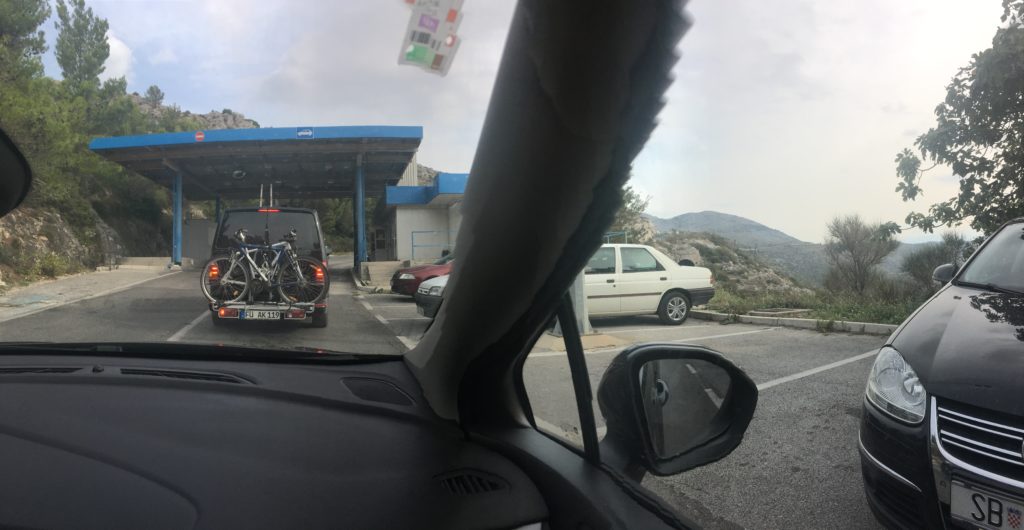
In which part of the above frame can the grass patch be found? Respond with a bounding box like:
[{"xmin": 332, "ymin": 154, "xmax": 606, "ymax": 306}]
[{"xmin": 708, "ymin": 287, "xmax": 926, "ymax": 325}]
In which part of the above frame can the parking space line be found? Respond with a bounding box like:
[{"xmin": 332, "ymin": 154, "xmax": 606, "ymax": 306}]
[
  {"xmin": 757, "ymin": 349, "xmax": 878, "ymax": 391},
  {"xmin": 598, "ymin": 324, "xmax": 713, "ymax": 334},
  {"xmin": 528, "ymin": 328, "xmax": 778, "ymax": 358},
  {"xmin": 686, "ymin": 363, "xmax": 697, "ymax": 374},
  {"xmin": 167, "ymin": 310, "xmax": 209, "ymax": 342},
  {"xmin": 396, "ymin": 336, "xmax": 418, "ymax": 350},
  {"xmin": 359, "ymin": 300, "xmax": 374, "ymax": 311},
  {"xmin": 374, "ymin": 314, "xmax": 389, "ymax": 325},
  {"xmin": 704, "ymin": 388, "xmax": 724, "ymax": 407}
]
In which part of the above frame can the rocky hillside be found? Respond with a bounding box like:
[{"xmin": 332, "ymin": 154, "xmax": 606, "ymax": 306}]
[
  {"xmin": 129, "ymin": 94, "xmax": 259, "ymax": 130},
  {"xmin": 652, "ymin": 230, "xmax": 812, "ymax": 296},
  {"xmin": 645, "ymin": 211, "xmax": 933, "ymax": 286}
]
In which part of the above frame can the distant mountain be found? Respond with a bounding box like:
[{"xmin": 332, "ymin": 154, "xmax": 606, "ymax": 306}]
[{"xmin": 644, "ymin": 211, "xmax": 932, "ymax": 286}]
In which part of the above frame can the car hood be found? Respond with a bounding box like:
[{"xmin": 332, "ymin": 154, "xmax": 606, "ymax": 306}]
[
  {"xmin": 399, "ymin": 264, "xmax": 448, "ymax": 277},
  {"xmin": 419, "ymin": 274, "xmax": 449, "ymax": 291},
  {"xmin": 894, "ymin": 284, "xmax": 1024, "ymax": 416}
]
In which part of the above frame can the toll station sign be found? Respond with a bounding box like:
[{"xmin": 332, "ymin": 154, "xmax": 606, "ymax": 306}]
[{"xmin": 398, "ymin": 0, "xmax": 463, "ymax": 76}]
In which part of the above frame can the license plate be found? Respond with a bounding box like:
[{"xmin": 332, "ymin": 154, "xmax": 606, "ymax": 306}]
[
  {"xmin": 241, "ymin": 310, "xmax": 280, "ymax": 320},
  {"xmin": 951, "ymin": 481, "xmax": 1024, "ymax": 529}
]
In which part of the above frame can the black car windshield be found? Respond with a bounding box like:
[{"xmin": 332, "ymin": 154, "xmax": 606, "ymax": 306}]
[
  {"xmin": 216, "ymin": 211, "xmax": 321, "ymax": 256},
  {"xmin": 957, "ymin": 223, "xmax": 1024, "ymax": 292}
]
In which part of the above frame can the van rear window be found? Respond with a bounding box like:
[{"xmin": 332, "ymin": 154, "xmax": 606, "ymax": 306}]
[{"xmin": 216, "ymin": 211, "xmax": 320, "ymax": 256}]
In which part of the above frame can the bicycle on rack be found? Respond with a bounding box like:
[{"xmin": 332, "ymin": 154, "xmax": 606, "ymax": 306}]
[{"xmin": 201, "ymin": 228, "xmax": 327, "ymax": 305}]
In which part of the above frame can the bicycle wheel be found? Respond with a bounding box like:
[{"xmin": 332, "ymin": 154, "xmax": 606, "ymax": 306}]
[
  {"xmin": 276, "ymin": 256, "xmax": 328, "ymax": 303},
  {"xmin": 201, "ymin": 255, "xmax": 251, "ymax": 303}
]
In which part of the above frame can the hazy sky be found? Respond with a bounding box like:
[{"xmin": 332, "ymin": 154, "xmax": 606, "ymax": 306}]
[{"xmin": 45, "ymin": 1, "xmax": 1004, "ymax": 243}]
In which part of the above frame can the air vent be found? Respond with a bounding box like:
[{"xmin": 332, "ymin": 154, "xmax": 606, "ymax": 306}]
[
  {"xmin": 342, "ymin": 378, "xmax": 414, "ymax": 406},
  {"xmin": 120, "ymin": 368, "xmax": 249, "ymax": 384},
  {"xmin": 437, "ymin": 470, "xmax": 508, "ymax": 496},
  {"xmin": 0, "ymin": 367, "xmax": 82, "ymax": 374}
]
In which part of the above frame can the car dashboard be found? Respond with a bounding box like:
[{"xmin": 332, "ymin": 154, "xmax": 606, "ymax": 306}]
[{"xmin": 0, "ymin": 353, "xmax": 547, "ymax": 529}]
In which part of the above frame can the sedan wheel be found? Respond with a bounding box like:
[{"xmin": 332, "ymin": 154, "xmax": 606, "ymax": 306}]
[{"xmin": 658, "ymin": 293, "xmax": 690, "ymax": 325}]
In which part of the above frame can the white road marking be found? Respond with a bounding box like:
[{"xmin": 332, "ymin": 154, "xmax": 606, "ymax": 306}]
[
  {"xmin": 0, "ymin": 271, "xmax": 182, "ymax": 324},
  {"xmin": 757, "ymin": 350, "xmax": 878, "ymax": 391},
  {"xmin": 686, "ymin": 363, "xmax": 697, "ymax": 375},
  {"xmin": 374, "ymin": 314, "xmax": 389, "ymax": 325},
  {"xmin": 527, "ymin": 328, "xmax": 778, "ymax": 358},
  {"xmin": 396, "ymin": 336, "xmax": 418, "ymax": 350},
  {"xmin": 359, "ymin": 300, "xmax": 374, "ymax": 311},
  {"xmin": 704, "ymin": 387, "xmax": 724, "ymax": 407},
  {"xmin": 167, "ymin": 310, "xmax": 209, "ymax": 342},
  {"xmin": 386, "ymin": 317, "xmax": 432, "ymax": 321},
  {"xmin": 599, "ymin": 324, "xmax": 713, "ymax": 335}
]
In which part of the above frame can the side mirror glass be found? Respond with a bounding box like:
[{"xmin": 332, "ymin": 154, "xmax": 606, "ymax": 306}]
[
  {"xmin": 0, "ymin": 128, "xmax": 33, "ymax": 218},
  {"xmin": 932, "ymin": 263, "xmax": 956, "ymax": 284},
  {"xmin": 598, "ymin": 344, "xmax": 757, "ymax": 477}
]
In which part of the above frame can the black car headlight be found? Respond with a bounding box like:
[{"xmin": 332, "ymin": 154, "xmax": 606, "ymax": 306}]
[{"xmin": 866, "ymin": 346, "xmax": 927, "ymax": 424}]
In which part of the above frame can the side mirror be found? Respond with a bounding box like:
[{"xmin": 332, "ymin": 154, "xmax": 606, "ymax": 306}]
[
  {"xmin": 932, "ymin": 263, "xmax": 956, "ymax": 284},
  {"xmin": 0, "ymin": 128, "xmax": 33, "ymax": 218},
  {"xmin": 597, "ymin": 344, "xmax": 757, "ymax": 478}
]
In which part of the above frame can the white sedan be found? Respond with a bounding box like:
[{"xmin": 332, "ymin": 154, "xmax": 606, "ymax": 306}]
[{"xmin": 583, "ymin": 244, "xmax": 714, "ymax": 324}]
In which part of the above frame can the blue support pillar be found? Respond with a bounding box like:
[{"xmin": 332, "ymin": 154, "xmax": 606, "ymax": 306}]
[
  {"xmin": 214, "ymin": 196, "xmax": 222, "ymax": 225},
  {"xmin": 354, "ymin": 157, "xmax": 366, "ymax": 275},
  {"xmin": 172, "ymin": 172, "xmax": 182, "ymax": 266}
]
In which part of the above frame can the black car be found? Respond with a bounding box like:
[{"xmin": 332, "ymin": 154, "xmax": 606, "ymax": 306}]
[
  {"xmin": 860, "ymin": 218, "xmax": 1024, "ymax": 530},
  {"xmin": 210, "ymin": 207, "xmax": 330, "ymax": 327}
]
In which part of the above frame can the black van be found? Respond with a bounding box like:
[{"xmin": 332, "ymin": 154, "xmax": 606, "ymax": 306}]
[{"xmin": 208, "ymin": 207, "xmax": 329, "ymax": 327}]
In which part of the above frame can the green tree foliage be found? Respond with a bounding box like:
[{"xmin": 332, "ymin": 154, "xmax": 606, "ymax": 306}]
[
  {"xmin": 900, "ymin": 233, "xmax": 971, "ymax": 292},
  {"xmin": 824, "ymin": 215, "xmax": 898, "ymax": 296},
  {"xmin": 0, "ymin": 0, "xmax": 51, "ymax": 78},
  {"xmin": 608, "ymin": 185, "xmax": 651, "ymax": 242},
  {"xmin": 143, "ymin": 84, "xmax": 164, "ymax": 106},
  {"xmin": 0, "ymin": 0, "xmax": 216, "ymax": 267},
  {"xmin": 894, "ymin": 0, "xmax": 1024, "ymax": 235},
  {"xmin": 54, "ymin": 0, "xmax": 108, "ymax": 89}
]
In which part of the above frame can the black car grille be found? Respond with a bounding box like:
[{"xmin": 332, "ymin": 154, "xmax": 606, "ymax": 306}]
[{"xmin": 936, "ymin": 399, "xmax": 1024, "ymax": 482}]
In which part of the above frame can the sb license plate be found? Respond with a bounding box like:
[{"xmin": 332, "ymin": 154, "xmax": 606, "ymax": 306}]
[
  {"xmin": 241, "ymin": 310, "xmax": 280, "ymax": 320},
  {"xmin": 951, "ymin": 481, "xmax": 1024, "ymax": 529}
]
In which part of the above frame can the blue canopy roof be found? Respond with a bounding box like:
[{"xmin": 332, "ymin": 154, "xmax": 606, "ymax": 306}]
[{"xmin": 89, "ymin": 125, "xmax": 423, "ymax": 200}]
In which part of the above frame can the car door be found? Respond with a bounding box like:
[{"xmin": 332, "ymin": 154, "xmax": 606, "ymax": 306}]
[
  {"xmin": 583, "ymin": 246, "xmax": 620, "ymax": 315},
  {"xmin": 616, "ymin": 247, "xmax": 667, "ymax": 312}
]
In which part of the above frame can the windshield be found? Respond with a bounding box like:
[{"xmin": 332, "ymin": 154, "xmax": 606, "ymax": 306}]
[
  {"xmin": 0, "ymin": 0, "xmax": 1015, "ymax": 526},
  {"xmin": 957, "ymin": 223, "xmax": 1024, "ymax": 292}
]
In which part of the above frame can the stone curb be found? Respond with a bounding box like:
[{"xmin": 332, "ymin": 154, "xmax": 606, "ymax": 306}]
[{"xmin": 690, "ymin": 310, "xmax": 898, "ymax": 336}]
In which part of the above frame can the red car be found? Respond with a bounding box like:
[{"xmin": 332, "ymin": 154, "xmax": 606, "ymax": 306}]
[{"xmin": 390, "ymin": 254, "xmax": 453, "ymax": 296}]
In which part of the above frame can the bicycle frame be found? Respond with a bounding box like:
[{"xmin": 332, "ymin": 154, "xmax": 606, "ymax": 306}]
[{"xmin": 225, "ymin": 240, "xmax": 312, "ymax": 293}]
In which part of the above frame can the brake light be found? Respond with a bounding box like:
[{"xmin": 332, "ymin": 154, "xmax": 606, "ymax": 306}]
[
  {"xmin": 314, "ymin": 266, "xmax": 324, "ymax": 282},
  {"xmin": 208, "ymin": 264, "xmax": 219, "ymax": 280},
  {"xmin": 257, "ymin": 208, "xmax": 279, "ymax": 213},
  {"xmin": 218, "ymin": 307, "xmax": 239, "ymax": 318}
]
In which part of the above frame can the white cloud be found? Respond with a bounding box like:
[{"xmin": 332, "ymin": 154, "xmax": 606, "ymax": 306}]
[
  {"xmin": 149, "ymin": 46, "xmax": 178, "ymax": 65},
  {"xmin": 100, "ymin": 30, "xmax": 134, "ymax": 82}
]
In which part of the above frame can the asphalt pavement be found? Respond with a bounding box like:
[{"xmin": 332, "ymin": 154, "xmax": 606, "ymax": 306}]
[{"xmin": 0, "ymin": 265, "xmax": 890, "ymax": 528}]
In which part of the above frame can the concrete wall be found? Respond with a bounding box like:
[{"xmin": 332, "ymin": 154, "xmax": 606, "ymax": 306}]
[
  {"xmin": 395, "ymin": 206, "xmax": 451, "ymax": 261},
  {"xmin": 447, "ymin": 201, "xmax": 463, "ymax": 250},
  {"xmin": 398, "ymin": 153, "xmax": 418, "ymax": 186},
  {"xmin": 183, "ymin": 218, "xmax": 216, "ymax": 265}
]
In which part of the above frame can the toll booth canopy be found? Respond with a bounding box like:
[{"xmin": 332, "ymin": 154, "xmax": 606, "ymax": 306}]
[{"xmin": 89, "ymin": 126, "xmax": 423, "ymax": 271}]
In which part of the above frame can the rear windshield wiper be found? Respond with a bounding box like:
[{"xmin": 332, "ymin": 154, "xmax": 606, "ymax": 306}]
[{"xmin": 953, "ymin": 280, "xmax": 1024, "ymax": 296}]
